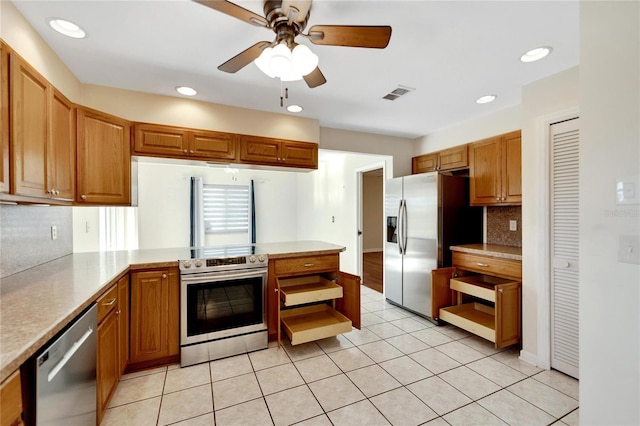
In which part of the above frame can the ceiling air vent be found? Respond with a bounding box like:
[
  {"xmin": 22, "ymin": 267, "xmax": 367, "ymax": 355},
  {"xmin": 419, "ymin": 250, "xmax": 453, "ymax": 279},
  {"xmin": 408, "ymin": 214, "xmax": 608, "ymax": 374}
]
[{"xmin": 382, "ymin": 85, "xmax": 415, "ymax": 101}]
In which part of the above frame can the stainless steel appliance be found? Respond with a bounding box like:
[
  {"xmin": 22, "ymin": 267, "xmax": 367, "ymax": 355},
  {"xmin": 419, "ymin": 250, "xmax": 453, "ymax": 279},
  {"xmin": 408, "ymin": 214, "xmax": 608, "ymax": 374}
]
[
  {"xmin": 384, "ymin": 172, "xmax": 482, "ymax": 321},
  {"xmin": 35, "ymin": 304, "xmax": 97, "ymax": 425},
  {"xmin": 180, "ymin": 246, "xmax": 268, "ymax": 367}
]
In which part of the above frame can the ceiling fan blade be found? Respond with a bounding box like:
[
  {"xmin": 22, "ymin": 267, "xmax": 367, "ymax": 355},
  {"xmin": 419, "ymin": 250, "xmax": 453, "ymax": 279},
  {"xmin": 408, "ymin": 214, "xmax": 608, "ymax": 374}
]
[
  {"xmin": 303, "ymin": 66, "xmax": 326, "ymax": 88},
  {"xmin": 193, "ymin": 0, "xmax": 268, "ymax": 27},
  {"xmin": 307, "ymin": 25, "xmax": 392, "ymax": 48},
  {"xmin": 218, "ymin": 41, "xmax": 271, "ymax": 73}
]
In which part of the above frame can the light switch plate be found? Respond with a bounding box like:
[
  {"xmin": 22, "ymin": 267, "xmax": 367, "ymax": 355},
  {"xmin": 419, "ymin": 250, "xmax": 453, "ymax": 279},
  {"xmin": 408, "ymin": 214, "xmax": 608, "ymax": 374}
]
[
  {"xmin": 51, "ymin": 225, "xmax": 57, "ymax": 240},
  {"xmin": 616, "ymin": 176, "xmax": 640, "ymax": 204},
  {"xmin": 509, "ymin": 220, "xmax": 517, "ymax": 231},
  {"xmin": 618, "ymin": 234, "xmax": 640, "ymax": 264}
]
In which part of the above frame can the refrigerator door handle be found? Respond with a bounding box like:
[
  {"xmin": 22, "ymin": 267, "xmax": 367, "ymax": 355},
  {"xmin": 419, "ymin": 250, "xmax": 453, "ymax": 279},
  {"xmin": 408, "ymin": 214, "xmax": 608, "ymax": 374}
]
[
  {"xmin": 401, "ymin": 199, "xmax": 408, "ymax": 254},
  {"xmin": 397, "ymin": 200, "xmax": 404, "ymax": 254}
]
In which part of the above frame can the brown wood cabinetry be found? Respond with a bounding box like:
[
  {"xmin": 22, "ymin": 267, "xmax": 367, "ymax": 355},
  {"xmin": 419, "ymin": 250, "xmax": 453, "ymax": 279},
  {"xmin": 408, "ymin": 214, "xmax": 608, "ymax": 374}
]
[
  {"xmin": 133, "ymin": 123, "xmax": 237, "ymax": 161},
  {"xmin": 469, "ymin": 130, "xmax": 521, "ymax": 205},
  {"xmin": 96, "ymin": 275, "xmax": 128, "ymax": 424},
  {"xmin": 412, "ymin": 145, "xmax": 468, "ymax": 174},
  {"xmin": 0, "ymin": 370, "xmax": 23, "ymax": 426},
  {"xmin": 432, "ymin": 251, "xmax": 521, "ymax": 349},
  {"xmin": 0, "ymin": 42, "xmax": 9, "ymax": 194},
  {"xmin": 129, "ymin": 267, "xmax": 179, "ymax": 369},
  {"xmin": 240, "ymin": 135, "xmax": 317, "ymax": 169},
  {"xmin": 268, "ymin": 253, "xmax": 360, "ymax": 345},
  {"xmin": 76, "ymin": 107, "xmax": 131, "ymax": 205},
  {"xmin": 48, "ymin": 88, "xmax": 75, "ymax": 200}
]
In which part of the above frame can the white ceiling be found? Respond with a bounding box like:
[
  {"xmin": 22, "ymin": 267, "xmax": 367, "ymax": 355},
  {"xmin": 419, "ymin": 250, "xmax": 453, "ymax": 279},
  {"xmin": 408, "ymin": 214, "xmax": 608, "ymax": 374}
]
[{"xmin": 11, "ymin": 0, "xmax": 579, "ymax": 139}]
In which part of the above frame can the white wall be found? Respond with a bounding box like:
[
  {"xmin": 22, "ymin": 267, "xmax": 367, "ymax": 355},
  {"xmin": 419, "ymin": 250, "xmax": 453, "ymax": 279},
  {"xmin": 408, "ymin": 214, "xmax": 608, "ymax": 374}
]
[
  {"xmin": 296, "ymin": 150, "xmax": 393, "ymax": 275},
  {"xmin": 579, "ymin": 2, "xmax": 639, "ymax": 423}
]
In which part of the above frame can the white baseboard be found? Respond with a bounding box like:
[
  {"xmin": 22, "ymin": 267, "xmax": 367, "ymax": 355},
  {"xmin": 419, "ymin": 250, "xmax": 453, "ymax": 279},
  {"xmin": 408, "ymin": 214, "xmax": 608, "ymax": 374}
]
[
  {"xmin": 363, "ymin": 248, "xmax": 383, "ymax": 253},
  {"xmin": 519, "ymin": 350, "xmax": 545, "ymax": 369}
]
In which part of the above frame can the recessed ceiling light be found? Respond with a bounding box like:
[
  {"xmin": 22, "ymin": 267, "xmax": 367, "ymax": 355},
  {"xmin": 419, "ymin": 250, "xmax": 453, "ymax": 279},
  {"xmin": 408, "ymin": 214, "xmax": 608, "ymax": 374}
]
[
  {"xmin": 176, "ymin": 86, "xmax": 197, "ymax": 96},
  {"xmin": 287, "ymin": 105, "xmax": 303, "ymax": 113},
  {"xmin": 520, "ymin": 46, "xmax": 552, "ymax": 63},
  {"xmin": 49, "ymin": 18, "xmax": 85, "ymax": 39},
  {"xmin": 476, "ymin": 95, "xmax": 497, "ymax": 104}
]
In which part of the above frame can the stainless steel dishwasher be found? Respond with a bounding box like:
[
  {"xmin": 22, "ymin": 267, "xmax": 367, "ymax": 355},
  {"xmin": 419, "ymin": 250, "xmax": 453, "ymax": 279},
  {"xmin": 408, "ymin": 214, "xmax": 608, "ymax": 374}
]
[{"xmin": 36, "ymin": 304, "xmax": 97, "ymax": 425}]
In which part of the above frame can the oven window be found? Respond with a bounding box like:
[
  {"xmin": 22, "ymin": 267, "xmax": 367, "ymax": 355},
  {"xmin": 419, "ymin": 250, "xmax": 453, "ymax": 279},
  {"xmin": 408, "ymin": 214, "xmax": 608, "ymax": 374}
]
[{"xmin": 186, "ymin": 276, "xmax": 264, "ymax": 337}]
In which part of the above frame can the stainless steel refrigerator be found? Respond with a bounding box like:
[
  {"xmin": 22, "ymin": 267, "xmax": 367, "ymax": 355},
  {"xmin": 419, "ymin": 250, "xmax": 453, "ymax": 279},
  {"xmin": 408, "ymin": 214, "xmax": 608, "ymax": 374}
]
[{"xmin": 384, "ymin": 172, "xmax": 482, "ymax": 321}]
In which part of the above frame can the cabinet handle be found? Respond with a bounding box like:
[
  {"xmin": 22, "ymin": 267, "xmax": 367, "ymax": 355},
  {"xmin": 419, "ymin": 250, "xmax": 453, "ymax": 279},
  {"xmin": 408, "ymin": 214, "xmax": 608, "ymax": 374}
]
[
  {"xmin": 102, "ymin": 298, "xmax": 117, "ymax": 306},
  {"xmin": 476, "ymin": 262, "xmax": 489, "ymax": 267},
  {"xmin": 303, "ymin": 263, "xmax": 314, "ymax": 267},
  {"xmin": 162, "ymin": 273, "xmax": 167, "ymax": 279},
  {"xmin": 189, "ymin": 150, "xmax": 194, "ymax": 154},
  {"xmin": 116, "ymin": 309, "xmax": 121, "ymax": 315},
  {"xmin": 564, "ymin": 262, "xmax": 570, "ymax": 268},
  {"xmin": 274, "ymin": 288, "xmax": 279, "ymax": 293},
  {"xmin": 498, "ymin": 289, "xmax": 503, "ymax": 293},
  {"xmin": 80, "ymin": 194, "xmax": 87, "ymax": 200},
  {"xmin": 183, "ymin": 149, "xmax": 188, "ymax": 154}
]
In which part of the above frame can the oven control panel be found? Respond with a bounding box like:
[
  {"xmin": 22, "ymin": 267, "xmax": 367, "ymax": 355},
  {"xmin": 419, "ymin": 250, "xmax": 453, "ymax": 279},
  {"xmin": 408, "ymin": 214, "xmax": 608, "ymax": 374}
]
[{"xmin": 180, "ymin": 254, "xmax": 268, "ymax": 272}]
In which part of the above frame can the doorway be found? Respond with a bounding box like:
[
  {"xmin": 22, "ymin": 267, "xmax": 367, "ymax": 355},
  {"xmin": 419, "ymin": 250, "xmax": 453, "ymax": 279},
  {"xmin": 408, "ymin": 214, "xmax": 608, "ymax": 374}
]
[{"xmin": 359, "ymin": 167, "xmax": 384, "ymax": 293}]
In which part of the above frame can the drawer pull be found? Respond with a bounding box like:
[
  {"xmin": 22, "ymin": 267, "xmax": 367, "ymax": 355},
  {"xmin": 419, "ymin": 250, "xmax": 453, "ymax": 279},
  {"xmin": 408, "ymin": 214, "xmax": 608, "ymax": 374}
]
[
  {"xmin": 476, "ymin": 262, "xmax": 490, "ymax": 267},
  {"xmin": 303, "ymin": 263, "xmax": 314, "ymax": 267},
  {"xmin": 102, "ymin": 298, "xmax": 117, "ymax": 306},
  {"xmin": 498, "ymin": 289, "xmax": 503, "ymax": 293}
]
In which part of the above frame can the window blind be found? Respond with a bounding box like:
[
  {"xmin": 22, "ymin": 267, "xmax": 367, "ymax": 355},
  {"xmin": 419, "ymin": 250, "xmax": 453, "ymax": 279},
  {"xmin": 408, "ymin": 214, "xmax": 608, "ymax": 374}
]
[{"xmin": 203, "ymin": 184, "xmax": 250, "ymax": 234}]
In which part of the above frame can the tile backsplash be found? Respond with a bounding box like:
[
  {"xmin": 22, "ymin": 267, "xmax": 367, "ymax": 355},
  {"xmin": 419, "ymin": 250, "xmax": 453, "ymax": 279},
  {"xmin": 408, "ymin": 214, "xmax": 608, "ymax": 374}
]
[
  {"xmin": 486, "ymin": 205, "xmax": 522, "ymax": 247},
  {"xmin": 0, "ymin": 205, "xmax": 73, "ymax": 278}
]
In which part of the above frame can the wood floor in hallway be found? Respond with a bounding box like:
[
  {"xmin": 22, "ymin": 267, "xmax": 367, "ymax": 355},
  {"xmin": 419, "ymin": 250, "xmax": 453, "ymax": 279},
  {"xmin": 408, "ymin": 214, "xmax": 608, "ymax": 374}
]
[{"xmin": 362, "ymin": 251, "xmax": 383, "ymax": 293}]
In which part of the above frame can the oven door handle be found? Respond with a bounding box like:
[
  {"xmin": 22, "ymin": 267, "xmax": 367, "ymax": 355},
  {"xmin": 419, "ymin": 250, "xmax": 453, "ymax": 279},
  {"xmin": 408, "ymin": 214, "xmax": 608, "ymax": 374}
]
[{"xmin": 180, "ymin": 269, "xmax": 267, "ymax": 285}]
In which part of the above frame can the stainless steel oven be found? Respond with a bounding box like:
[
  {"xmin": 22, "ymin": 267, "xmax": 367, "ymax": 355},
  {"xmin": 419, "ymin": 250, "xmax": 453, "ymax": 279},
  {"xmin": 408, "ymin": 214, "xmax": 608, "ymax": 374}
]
[{"xmin": 179, "ymin": 247, "xmax": 268, "ymax": 367}]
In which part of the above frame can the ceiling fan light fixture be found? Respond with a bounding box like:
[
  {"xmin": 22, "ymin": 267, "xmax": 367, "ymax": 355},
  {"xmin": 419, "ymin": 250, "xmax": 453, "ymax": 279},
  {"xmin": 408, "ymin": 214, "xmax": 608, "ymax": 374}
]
[
  {"xmin": 49, "ymin": 18, "xmax": 86, "ymax": 39},
  {"xmin": 291, "ymin": 44, "xmax": 319, "ymax": 76},
  {"xmin": 269, "ymin": 43, "xmax": 293, "ymax": 77},
  {"xmin": 255, "ymin": 47, "xmax": 276, "ymax": 78},
  {"xmin": 520, "ymin": 46, "xmax": 552, "ymax": 63}
]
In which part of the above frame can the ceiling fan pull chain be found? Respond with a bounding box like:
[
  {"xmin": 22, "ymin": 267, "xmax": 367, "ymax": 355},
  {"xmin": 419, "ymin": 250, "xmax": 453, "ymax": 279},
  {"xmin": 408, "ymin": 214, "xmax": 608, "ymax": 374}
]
[
  {"xmin": 285, "ymin": 87, "xmax": 289, "ymax": 99},
  {"xmin": 280, "ymin": 80, "xmax": 284, "ymax": 107}
]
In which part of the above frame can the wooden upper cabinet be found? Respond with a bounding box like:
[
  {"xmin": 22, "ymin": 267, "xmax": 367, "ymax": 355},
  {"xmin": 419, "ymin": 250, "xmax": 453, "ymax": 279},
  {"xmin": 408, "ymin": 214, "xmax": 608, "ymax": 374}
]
[
  {"xmin": 239, "ymin": 135, "xmax": 317, "ymax": 169},
  {"xmin": 48, "ymin": 88, "xmax": 75, "ymax": 200},
  {"xmin": 133, "ymin": 123, "xmax": 237, "ymax": 161},
  {"xmin": 469, "ymin": 130, "xmax": 521, "ymax": 205},
  {"xmin": 76, "ymin": 107, "xmax": 131, "ymax": 205},
  {"xmin": 10, "ymin": 52, "xmax": 49, "ymax": 199},
  {"xmin": 0, "ymin": 43, "xmax": 9, "ymax": 194},
  {"xmin": 411, "ymin": 145, "xmax": 468, "ymax": 174}
]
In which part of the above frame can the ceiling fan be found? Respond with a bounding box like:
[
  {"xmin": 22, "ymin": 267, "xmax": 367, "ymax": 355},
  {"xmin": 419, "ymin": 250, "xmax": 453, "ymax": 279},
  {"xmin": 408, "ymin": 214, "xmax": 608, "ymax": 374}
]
[{"xmin": 194, "ymin": 0, "xmax": 392, "ymax": 88}]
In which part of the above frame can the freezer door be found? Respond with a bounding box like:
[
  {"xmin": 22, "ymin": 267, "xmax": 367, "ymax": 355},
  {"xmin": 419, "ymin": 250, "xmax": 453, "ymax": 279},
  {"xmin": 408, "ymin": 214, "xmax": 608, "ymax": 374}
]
[
  {"xmin": 384, "ymin": 177, "xmax": 403, "ymax": 305},
  {"xmin": 402, "ymin": 173, "xmax": 438, "ymax": 317}
]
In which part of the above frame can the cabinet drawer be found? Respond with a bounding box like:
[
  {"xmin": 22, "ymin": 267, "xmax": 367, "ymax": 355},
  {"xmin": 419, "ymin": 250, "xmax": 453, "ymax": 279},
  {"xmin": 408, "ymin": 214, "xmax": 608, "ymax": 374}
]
[
  {"xmin": 274, "ymin": 255, "xmax": 339, "ymax": 276},
  {"xmin": 453, "ymin": 252, "xmax": 521, "ymax": 280},
  {"xmin": 97, "ymin": 283, "xmax": 118, "ymax": 323},
  {"xmin": 440, "ymin": 303, "xmax": 495, "ymax": 342},
  {"xmin": 278, "ymin": 275, "xmax": 343, "ymax": 306},
  {"xmin": 450, "ymin": 276, "xmax": 496, "ymax": 302},
  {"xmin": 280, "ymin": 304, "xmax": 352, "ymax": 345}
]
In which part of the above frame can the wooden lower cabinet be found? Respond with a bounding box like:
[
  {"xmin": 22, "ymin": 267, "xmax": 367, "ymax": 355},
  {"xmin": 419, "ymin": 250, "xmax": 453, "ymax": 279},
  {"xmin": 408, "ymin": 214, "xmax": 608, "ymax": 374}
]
[
  {"xmin": 268, "ymin": 254, "xmax": 360, "ymax": 345},
  {"xmin": 0, "ymin": 370, "xmax": 23, "ymax": 426},
  {"xmin": 432, "ymin": 252, "xmax": 521, "ymax": 349},
  {"xmin": 96, "ymin": 274, "xmax": 128, "ymax": 424},
  {"xmin": 129, "ymin": 267, "xmax": 179, "ymax": 369}
]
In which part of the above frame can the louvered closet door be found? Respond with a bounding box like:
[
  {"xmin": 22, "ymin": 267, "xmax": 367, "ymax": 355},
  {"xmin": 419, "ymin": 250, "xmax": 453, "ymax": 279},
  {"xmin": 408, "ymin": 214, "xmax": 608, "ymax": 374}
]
[{"xmin": 550, "ymin": 117, "xmax": 580, "ymax": 379}]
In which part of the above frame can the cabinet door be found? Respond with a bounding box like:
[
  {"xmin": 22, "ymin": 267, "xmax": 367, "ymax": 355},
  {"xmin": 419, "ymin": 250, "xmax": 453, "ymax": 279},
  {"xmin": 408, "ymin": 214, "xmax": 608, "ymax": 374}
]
[
  {"xmin": 334, "ymin": 271, "xmax": 361, "ymax": 330},
  {"xmin": 431, "ymin": 267, "xmax": 455, "ymax": 320},
  {"xmin": 280, "ymin": 140, "xmax": 317, "ymax": 168},
  {"xmin": 77, "ymin": 107, "xmax": 131, "ymax": 205},
  {"xmin": 239, "ymin": 135, "xmax": 280, "ymax": 165},
  {"xmin": 97, "ymin": 310, "xmax": 119, "ymax": 424},
  {"xmin": 0, "ymin": 43, "xmax": 9, "ymax": 193},
  {"xmin": 0, "ymin": 371, "xmax": 23, "ymax": 426},
  {"xmin": 10, "ymin": 53, "xmax": 48, "ymax": 198},
  {"xmin": 130, "ymin": 270, "xmax": 169, "ymax": 363},
  {"xmin": 469, "ymin": 136, "xmax": 500, "ymax": 205},
  {"xmin": 133, "ymin": 123, "xmax": 188, "ymax": 157},
  {"xmin": 438, "ymin": 145, "xmax": 468, "ymax": 171},
  {"xmin": 501, "ymin": 131, "xmax": 522, "ymax": 204},
  {"xmin": 412, "ymin": 153, "xmax": 438, "ymax": 174},
  {"xmin": 190, "ymin": 130, "xmax": 237, "ymax": 161},
  {"xmin": 495, "ymin": 281, "xmax": 521, "ymax": 349},
  {"xmin": 117, "ymin": 275, "xmax": 129, "ymax": 375},
  {"xmin": 48, "ymin": 88, "xmax": 75, "ymax": 200}
]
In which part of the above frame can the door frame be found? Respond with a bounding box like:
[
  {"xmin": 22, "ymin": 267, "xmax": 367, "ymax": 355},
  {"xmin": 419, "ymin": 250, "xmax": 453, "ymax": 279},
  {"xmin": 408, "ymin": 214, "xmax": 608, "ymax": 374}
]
[
  {"xmin": 355, "ymin": 162, "xmax": 387, "ymax": 287},
  {"xmin": 533, "ymin": 107, "xmax": 579, "ymax": 370}
]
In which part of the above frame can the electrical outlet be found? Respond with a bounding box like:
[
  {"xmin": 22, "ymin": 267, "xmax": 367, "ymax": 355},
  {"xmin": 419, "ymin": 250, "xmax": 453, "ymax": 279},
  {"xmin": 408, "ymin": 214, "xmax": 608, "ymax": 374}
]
[
  {"xmin": 51, "ymin": 225, "xmax": 57, "ymax": 240},
  {"xmin": 509, "ymin": 220, "xmax": 517, "ymax": 231},
  {"xmin": 85, "ymin": 221, "xmax": 90, "ymax": 233},
  {"xmin": 618, "ymin": 234, "xmax": 640, "ymax": 264},
  {"xmin": 332, "ymin": 216, "xmax": 335, "ymax": 223}
]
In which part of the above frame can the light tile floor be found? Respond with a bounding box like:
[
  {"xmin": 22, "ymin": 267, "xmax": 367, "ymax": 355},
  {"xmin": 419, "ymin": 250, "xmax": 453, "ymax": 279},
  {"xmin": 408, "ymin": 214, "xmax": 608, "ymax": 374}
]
[{"xmin": 103, "ymin": 286, "xmax": 579, "ymax": 426}]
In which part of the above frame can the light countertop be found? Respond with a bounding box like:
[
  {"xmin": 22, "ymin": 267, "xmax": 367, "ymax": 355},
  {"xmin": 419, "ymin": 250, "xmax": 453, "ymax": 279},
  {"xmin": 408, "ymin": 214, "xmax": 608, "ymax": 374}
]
[
  {"xmin": 450, "ymin": 243, "xmax": 522, "ymax": 261},
  {"xmin": 0, "ymin": 241, "xmax": 344, "ymax": 382}
]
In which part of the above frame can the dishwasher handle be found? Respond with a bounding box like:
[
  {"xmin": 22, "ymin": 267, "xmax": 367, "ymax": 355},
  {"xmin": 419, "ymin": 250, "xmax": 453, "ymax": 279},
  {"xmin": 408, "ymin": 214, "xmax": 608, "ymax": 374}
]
[{"xmin": 47, "ymin": 326, "xmax": 94, "ymax": 383}]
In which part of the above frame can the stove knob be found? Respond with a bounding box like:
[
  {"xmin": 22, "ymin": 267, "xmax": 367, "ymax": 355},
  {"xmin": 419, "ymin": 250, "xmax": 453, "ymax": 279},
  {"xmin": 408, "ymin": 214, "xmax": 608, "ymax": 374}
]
[
  {"xmin": 183, "ymin": 260, "xmax": 192, "ymax": 268},
  {"xmin": 249, "ymin": 255, "xmax": 257, "ymax": 263},
  {"xmin": 195, "ymin": 260, "xmax": 203, "ymax": 268},
  {"xmin": 258, "ymin": 255, "xmax": 266, "ymax": 263}
]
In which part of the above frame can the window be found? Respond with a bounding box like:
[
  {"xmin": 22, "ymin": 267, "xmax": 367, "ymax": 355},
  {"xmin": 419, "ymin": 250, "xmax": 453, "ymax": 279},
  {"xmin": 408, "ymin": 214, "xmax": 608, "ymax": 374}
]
[{"xmin": 203, "ymin": 184, "xmax": 250, "ymax": 235}]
